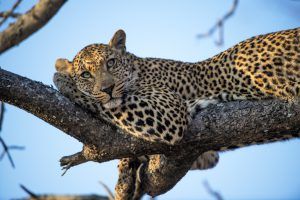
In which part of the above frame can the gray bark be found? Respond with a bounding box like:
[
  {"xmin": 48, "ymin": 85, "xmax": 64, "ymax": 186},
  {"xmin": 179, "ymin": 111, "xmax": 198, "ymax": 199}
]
[{"xmin": 0, "ymin": 68, "xmax": 299, "ymax": 196}]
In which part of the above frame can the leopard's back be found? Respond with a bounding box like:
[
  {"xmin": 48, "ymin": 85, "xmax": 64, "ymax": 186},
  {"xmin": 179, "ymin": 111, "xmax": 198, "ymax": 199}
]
[{"xmin": 194, "ymin": 28, "xmax": 300, "ymax": 102}]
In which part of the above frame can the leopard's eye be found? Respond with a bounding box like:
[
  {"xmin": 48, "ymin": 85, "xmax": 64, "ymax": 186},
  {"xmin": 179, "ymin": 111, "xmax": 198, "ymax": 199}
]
[
  {"xmin": 107, "ymin": 58, "xmax": 116, "ymax": 69},
  {"xmin": 80, "ymin": 71, "xmax": 92, "ymax": 79}
]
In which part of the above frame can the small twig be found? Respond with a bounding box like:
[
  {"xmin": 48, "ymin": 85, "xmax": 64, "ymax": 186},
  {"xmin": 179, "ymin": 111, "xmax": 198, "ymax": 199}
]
[
  {"xmin": 0, "ymin": 136, "xmax": 15, "ymax": 167},
  {"xmin": 19, "ymin": 184, "xmax": 39, "ymax": 198},
  {"xmin": 0, "ymin": 149, "xmax": 5, "ymax": 160},
  {"xmin": 0, "ymin": 136, "xmax": 25, "ymax": 168},
  {"xmin": 0, "ymin": 144, "xmax": 25, "ymax": 160},
  {"xmin": 99, "ymin": 181, "xmax": 114, "ymax": 200},
  {"xmin": 0, "ymin": 101, "xmax": 4, "ymax": 131},
  {"xmin": 60, "ymin": 151, "xmax": 88, "ymax": 176},
  {"xmin": 18, "ymin": 184, "xmax": 109, "ymax": 200},
  {"xmin": 7, "ymin": 145, "xmax": 25, "ymax": 150},
  {"xmin": 0, "ymin": 12, "xmax": 21, "ymax": 18},
  {"xmin": 0, "ymin": 0, "xmax": 22, "ymax": 27},
  {"xmin": 203, "ymin": 181, "xmax": 223, "ymax": 200},
  {"xmin": 0, "ymin": 91, "xmax": 25, "ymax": 168},
  {"xmin": 197, "ymin": 0, "xmax": 238, "ymax": 46},
  {"xmin": 61, "ymin": 162, "xmax": 72, "ymax": 176}
]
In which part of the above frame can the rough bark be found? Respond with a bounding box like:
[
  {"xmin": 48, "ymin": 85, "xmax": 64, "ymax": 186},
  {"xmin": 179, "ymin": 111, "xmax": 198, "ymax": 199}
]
[
  {"xmin": 1, "ymin": 68, "xmax": 300, "ymax": 196},
  {"xmin": 0, "ymin": 0, "xmax": 66, "ymax": 54}
]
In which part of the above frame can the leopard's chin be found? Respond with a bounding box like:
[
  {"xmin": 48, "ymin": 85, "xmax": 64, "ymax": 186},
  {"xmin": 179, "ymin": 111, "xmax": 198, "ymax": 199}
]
[
  {"xmin": 103, "ymin": 98, "xmax": 123, "ymax": 109},
  {"xmin": 79, "ymin": 89, "xmax": 112, "ymax": 104}
]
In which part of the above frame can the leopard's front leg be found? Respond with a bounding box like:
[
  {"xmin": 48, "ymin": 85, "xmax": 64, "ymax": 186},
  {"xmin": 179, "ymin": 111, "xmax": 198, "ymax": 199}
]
[
  {"xmin": 54, "ymin": 73, "xmax": 187, "ymax": 144},
  {"xmin": 103, "ymin": 85, "xmax": 188, "ymax": 144}
]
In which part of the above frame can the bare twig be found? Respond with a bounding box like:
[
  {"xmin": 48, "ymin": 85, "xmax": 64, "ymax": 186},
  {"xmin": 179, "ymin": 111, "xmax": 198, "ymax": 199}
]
[
  {"xmin": 0, "ymin": 101, "xmax": 4, "ymax": 131},
  {"xmin": 203, "ymin": 181, "xmax": 223, "ymax": 200},
  {"xmin": 0, "ymin": 86, "xmax": 25, "ymax": 168},
  {"xmin": 0, "ymin": 12, "xmax": 21, "ymax": 18},
  {"xmin": 20, "ymin": 184, "xmax": 39, "ymax": 198},
  {"xmin": 0, "ymin": 100, "xmax": 25, "ymax": 167},
  {"xmin": 0, "ymin": 0, "xmax": 67, "ymax": 54},
  {"xmin": 0, "ymin": 136, "xmax": 25, "ymax": 167},
  {"xmin": 60, "ymin": 150, "xmax": 88, "ymax": 176},
  {"xmin": 0, "ymin": 102, "xmax": 25, "ymax": 167},
  {"xmin": 19, "ymin": 184, "xmax": 109, "ymax": 200},
  {"xmin": 196, "ymin": 0, "xmax": 238, "ymax": 46},
  {"xmin": 99, "ymin": 181, "xmax": 114, "ymax": 200},
  {"xmin": 0, "ymin": 136, "xmax": 15, "ymax": 167},
  {"xmin": 0, "ymin": 0, "xmax": 22, "ymax": 27}
]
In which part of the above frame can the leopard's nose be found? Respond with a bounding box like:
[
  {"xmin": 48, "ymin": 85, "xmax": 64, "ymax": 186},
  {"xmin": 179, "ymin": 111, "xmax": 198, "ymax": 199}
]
[{"xmin": 102, "ymin": 84, "xmax": 115, "ymax": 96}]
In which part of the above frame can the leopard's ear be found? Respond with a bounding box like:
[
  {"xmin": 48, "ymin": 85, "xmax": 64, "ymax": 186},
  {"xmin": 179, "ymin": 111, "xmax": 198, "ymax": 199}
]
[
  {"xmin": 109, "ymin": 29, "xmax": 126, "ymax": 52},
  {"xmin": 55, "ymin": 58, "xmax": 73, "ymax": 74}
]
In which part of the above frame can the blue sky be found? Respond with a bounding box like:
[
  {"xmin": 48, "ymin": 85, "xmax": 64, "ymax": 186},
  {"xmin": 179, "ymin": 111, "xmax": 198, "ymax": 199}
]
[{"xmin": 0, "ymin": 0, "xmax": 300, "ymax": 199}]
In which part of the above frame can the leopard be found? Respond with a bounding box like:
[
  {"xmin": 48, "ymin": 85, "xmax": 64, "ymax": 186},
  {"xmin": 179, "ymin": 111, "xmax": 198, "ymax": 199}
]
[{"xmin": 54, "ymin": 27, "xmax": 299, "ymax": 181}]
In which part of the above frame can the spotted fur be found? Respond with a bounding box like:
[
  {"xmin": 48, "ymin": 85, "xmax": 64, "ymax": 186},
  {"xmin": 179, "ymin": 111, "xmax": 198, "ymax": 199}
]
[{"xmin": 54, "ymin": 28, "xmax": 300, "ymax": 171}]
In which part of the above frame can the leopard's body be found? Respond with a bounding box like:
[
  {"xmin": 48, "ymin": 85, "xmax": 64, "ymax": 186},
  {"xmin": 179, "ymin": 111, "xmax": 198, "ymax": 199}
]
[
  {"xmin": 54, "ymin": 28, "xmax": 299, "ymax": 179},
  {"xmin": 55, "ymin": 28, "xmax": 300, "ymax": 145},
  {"xmin": 54, "ymin": 28, "xmax": 299, "ymax": 199}
]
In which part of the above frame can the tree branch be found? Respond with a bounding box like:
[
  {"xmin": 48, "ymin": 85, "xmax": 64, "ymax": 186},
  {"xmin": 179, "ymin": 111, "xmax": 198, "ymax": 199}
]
[
  {"xmin": 1, "ymin": 68, "xmax": 299, "ymax": 196},
  {"xmin": 19, "ymin": 184, "xmax": 109, "ymax": 200},
  {"xmin": 0, "ymin": 12, "xmax": 21, "ymax": 18},
  {"xmin": 0, "ymin": 95, "xmax": 25, "ymax": 168},
  {"xmin": 0, "ymin": 0, "xmax": 22, "ymax": 27},
  {"xmin": 0, "ymin": 0, "xmax": 66, "ymax": 54},
  {"xmin": 0, "ymin": 136, "xmax": 25, "ymax": 168},
  {"xmin": 203, "ymin": 181, "xmax": 223, "ymax": 200},
  {"xmin": 0, "ymin": 101, "xmax": 4, "ymax": 131},
  {"xmin": 196, "ymin": 0, "xmax": 238, "ymax": 46}
]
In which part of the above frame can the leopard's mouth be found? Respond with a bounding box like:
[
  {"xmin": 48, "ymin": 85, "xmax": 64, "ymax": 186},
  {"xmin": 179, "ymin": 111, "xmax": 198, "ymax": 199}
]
[
  {"xmin": 80, "ymin": 87, "xmax": 123, "ymax": 108},
  {"xmin": 101, "ymin": 84, "xmax": 124, "ymax": 108}
]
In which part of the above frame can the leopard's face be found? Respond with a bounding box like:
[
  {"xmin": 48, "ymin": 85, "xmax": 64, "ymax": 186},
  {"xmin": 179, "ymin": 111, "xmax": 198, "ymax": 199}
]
[
  {"xmin": 72, "ymin": 44, "xmax": 134, "ymax": 107},
  {"xmin": 55, "ymin": 30, "xmax": 136, "ymax": 108}
]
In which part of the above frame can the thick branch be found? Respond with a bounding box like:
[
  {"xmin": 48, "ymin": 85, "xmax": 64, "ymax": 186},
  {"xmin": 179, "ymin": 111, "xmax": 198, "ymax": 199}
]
[
  {"xmin": 0, "ymin": 68, "xmax": 163, "ymax": 160},
  {"xmin": 0, "ymin": 0, "xmax": 66, "ymax": 54},
  {"xmin": 1, "ymin": 68, "xmax": 300, "ymax": 196}
]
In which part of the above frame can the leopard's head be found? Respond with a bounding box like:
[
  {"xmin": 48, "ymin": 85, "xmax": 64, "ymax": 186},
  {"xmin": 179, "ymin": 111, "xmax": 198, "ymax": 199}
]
[{"xmin": 54, "ymin": 30, "xmax": 137, "ymax": 108}]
